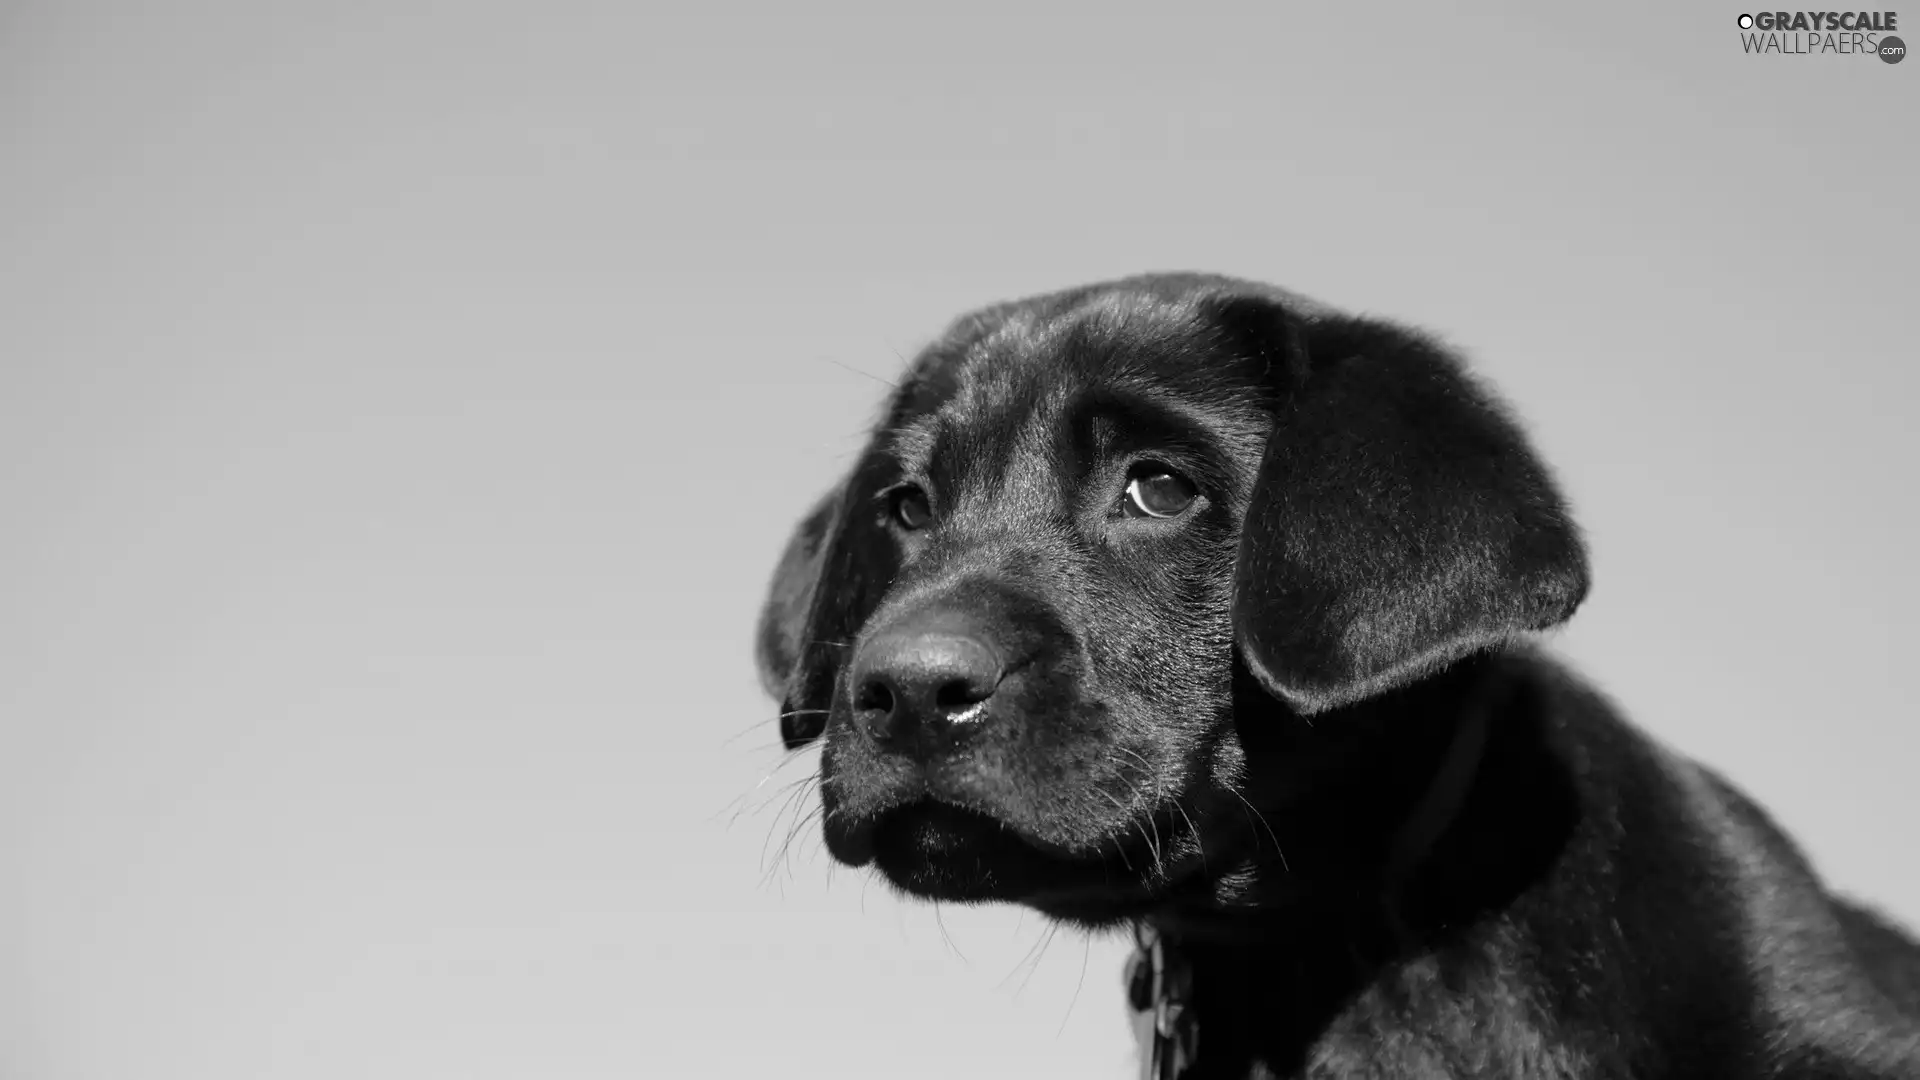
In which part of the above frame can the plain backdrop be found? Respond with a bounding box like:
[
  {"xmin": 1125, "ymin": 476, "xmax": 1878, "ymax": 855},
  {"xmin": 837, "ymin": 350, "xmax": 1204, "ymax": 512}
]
[{"xmin": 2, "ymin": 3, "xmax": 1915, "ymax": 1078}]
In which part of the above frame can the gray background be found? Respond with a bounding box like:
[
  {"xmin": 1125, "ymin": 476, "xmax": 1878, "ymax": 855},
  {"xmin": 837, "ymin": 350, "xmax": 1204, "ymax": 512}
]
[{"xmin": 2, "ymin": 3, "xmax": 1914, "ymax": 1078}]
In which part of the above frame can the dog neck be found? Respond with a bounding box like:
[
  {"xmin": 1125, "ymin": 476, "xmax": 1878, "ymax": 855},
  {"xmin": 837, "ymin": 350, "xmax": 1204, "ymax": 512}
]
[
  {"xmin": 1129, "ymin": 655, "xmax": 1553, "ymax": 1078},
  {"xmin": 1375, "ymin": 675, "xmax": 1495, "ymax": 893},
  {"xmin": 1157, "ymin": 655, "xmax": 1512, "ymax": 936}
]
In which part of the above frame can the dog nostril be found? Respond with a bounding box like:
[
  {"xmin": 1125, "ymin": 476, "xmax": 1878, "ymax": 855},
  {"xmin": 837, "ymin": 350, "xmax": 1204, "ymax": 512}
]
[
  {"xmin": 854, "ymin": 679, "xmax": 896, "ymax": 718},
  {"xmin": 849, "ymin": 628, "xmax": 1003, "ymax": 751},
  {"xmin": 933, "ymin": 677, "xmax": 992, "ymax": 712}
]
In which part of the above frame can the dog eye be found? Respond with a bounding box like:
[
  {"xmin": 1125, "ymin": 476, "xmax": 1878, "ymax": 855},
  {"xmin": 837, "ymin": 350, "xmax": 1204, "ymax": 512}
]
[
  {"xmin": 891, "ymin": 487, "xmax": 933, "ymax": 530},
  {"xmin": 1123, "ymin": 469, "xmax": 1197, "ymax": 519}
]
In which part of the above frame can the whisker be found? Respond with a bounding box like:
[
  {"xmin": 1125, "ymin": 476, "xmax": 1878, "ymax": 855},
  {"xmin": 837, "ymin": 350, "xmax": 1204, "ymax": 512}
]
[
  {"xmin": 1230, "ymin": 788, "xmax": 1288, "ymax": 873},
  {"xmin": 783, "ymin": 804, "xmax": 826, "ymax": 884},
  {"xmin": 1096, "ymin": 789, "xmax": 1138, "ymax": 873},
  {"xmin": 1058, "ymin": 934, "xmax": 1093, "ymax": 1037},
  {"xmin": 933, "ymin": 903, "xmax": 968, "ymax": 963},
  {"xmin": 1132, "ymin": 818, "xmax": 1164, "ymax": 882},
  {"xmin": 1146, "ymin": 809, "xmax": 1167, "ymax": 880},
  {"xmin": 718, "ymin": 760, "xmax": 814, "ymax": 818},
  {"xmin": 765, "ymin": 801, "xmax": 824, "ymax": 891},
  {"xmin": 713, "ymin": 768, "xmax": 803, "ymax": 826},
  {"xmin": 729, "ymin": 736, "xmax": 804, "ymax": 756},
  {"xmin": 720, "ymin": 769, "xmax": 819, "ymax": 830},
  {"xmin": 1171, "ymin": 798, "xmax": 1206, "ymax": 874},
  {"xmin": 719, "ymin": 716, "xmax": 777, "ymax": 747},
  {"xmin": 719, "ymin": 708, "xmax": 831, "ymax": 751},
  {"xmin": 756, "ymin": 781, "xmax": 809, "ymax": 868},
  {"xmin": 737, "ymin": 745, "xmax": 821, "ymax": 800},
  {"xmin": 1115, "ymin": 746, "xmax": 1155, "ymax": 772},
  {"xmin": 999, "ymin": 918, "xmax": 1059, "ymax": 993},
  {"xmin": 1015, "ymin": 924, "xmax": 1061, "ymax": 999},
  {"xmin": 824, "ymin": 357, "xmax": 900, "ymax": 389},
  {"xmin": 1109, "ymin": 770, "xmax": 1164, "ymax": 877},
  {"xmin": 759, "ymin": 779, "xmax": 820, "ymax": 879}
]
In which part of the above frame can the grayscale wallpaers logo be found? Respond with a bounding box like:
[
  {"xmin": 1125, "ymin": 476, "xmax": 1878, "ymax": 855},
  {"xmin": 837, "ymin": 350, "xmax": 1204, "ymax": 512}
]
[{"xmin": 1736, "ymin": 10, "xmax": 1905, "ymax": 60}]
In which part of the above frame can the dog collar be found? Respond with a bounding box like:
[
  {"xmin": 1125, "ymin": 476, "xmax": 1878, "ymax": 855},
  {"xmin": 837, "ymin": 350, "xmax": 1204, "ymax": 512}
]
[
  {"xmin": 1127, "ymin": 921, "xmax": 1199, "ymax": 1080},
  {"xmin": 1126, "ymin": 695, "xmax": 1494, "ymax": 1080}
]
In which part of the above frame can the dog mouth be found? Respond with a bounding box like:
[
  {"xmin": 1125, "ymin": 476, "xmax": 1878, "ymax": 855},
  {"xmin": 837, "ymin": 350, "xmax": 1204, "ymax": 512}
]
[
  {"xmin": 829, "ymin": 799, "xmax": 1125, "ymax": 903},
  {"xmin": 815, "ymin": 727, "xmax": 1236, "ymax": 912},
  {"xmin": 823, "ymin": 792, "xmax": 1222, "ymax": 913}
]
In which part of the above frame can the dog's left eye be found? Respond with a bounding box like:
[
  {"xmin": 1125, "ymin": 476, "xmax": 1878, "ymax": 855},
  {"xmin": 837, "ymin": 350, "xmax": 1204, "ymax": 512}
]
[
  {"xmin": 890, "ymin": 486, "xmax": 933, "ymax": 530},
  {"xmin": 1123, "ymin": 468, "xmax": 1198, "ymax": 519}
]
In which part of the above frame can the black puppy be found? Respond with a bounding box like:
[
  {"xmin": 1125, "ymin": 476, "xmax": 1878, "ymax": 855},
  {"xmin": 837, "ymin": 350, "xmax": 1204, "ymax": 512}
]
[{"xmin": 754, "ymin": 274, "xmax": 1920, "ymax": 1078}]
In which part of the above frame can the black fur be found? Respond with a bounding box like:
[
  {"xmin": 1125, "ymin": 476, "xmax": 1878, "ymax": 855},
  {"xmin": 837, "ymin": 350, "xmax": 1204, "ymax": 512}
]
[{"xmin": 753, "ymin": 274, "xmax": 1920, "ymax": 1078}]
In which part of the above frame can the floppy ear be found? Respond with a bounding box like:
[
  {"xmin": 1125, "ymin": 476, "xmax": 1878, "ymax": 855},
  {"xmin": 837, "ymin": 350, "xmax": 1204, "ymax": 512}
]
[
  {"xmin": 755, "ymin": 487, "xmax": 840, "ymax": 702},
  {"xmin": 1227, "ymin": 301, "xmax": 1589, "ymax": 714},
  {"xmin": 755, "ymin": 453, "xmax": 905, "ymax": 748}
]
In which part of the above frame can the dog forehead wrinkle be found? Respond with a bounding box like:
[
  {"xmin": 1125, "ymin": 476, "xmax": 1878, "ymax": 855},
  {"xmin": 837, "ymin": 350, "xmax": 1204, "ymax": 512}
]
[
  {"xmin": 887, "ymin": 418, "xmax": 938, "ymax": 476},
  {"xmin": 1073, "ymin": 383, "xmax": 1266, "ymax": 482},
  {"xmin": 928, "ymin": 366, "xmax": 1073, "ymax": 510}
]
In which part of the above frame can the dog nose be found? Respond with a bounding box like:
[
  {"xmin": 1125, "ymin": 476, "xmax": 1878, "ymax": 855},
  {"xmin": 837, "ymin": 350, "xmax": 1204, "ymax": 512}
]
[{"xmin": 850, "ymin": 627, "xmax": 1003, "ymax": 754}]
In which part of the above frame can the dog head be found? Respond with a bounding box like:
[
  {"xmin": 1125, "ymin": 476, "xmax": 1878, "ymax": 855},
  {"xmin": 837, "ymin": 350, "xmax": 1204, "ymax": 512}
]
[{"xmin": 754, "ymin": 274, "xmax": 1587, "ymax": 924}]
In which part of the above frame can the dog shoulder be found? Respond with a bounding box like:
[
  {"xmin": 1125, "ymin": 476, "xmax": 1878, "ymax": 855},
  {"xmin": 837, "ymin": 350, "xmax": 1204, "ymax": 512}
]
[
  {"xmin": 1501, "ymin": 650, "xmax": 1920, "ymax": 1073},
  {"xmin": 1676, "ymin": 760, "xmax": 1920, "ymax": 1068}
]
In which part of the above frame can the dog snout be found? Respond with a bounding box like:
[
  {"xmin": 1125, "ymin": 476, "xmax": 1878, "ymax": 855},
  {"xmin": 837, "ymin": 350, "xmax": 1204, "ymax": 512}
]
[{"xmin": 850, "ymin": 617, "xmax": 1004, "ymax": 755}]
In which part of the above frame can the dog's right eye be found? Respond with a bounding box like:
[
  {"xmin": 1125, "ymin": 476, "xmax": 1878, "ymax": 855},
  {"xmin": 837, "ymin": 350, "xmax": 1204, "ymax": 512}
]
[
  {"xmin": 1123, "ymin": 467, "xmax": 1198, "ymax": 519},
  {"xmin": 890, "ymin": 487, "xmax": 933, "ymax": 530}
]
